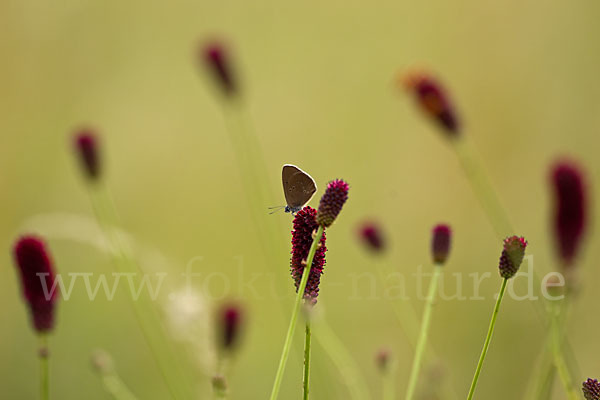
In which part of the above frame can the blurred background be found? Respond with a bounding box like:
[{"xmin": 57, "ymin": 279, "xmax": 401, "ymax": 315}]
[{"xmin": 1, "ymin": 0, "xmax": 599, "ymax": 398}]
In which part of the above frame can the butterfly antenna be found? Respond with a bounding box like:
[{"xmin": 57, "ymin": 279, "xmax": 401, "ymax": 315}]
[{"xmin": 267, "ymin": 206, "xmax": 285, "ymax": 215}]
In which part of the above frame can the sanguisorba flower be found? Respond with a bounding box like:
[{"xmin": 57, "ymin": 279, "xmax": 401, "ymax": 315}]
[
  {"xmin": 583, "ymin": 378, "xmax": 600, "ymax": 400},
  {"xmin": 431, "ymin": 224, "xmax": 452, "ymax": 264},
  {"xmin": 13, "ymin": 236, "xmax": 59, "ymax": 333},
  {"xmin": 291, "ymin": 207, "xmax": 327, "ymax": 305},
  {"xmin": 74, "ymin": 129, "xmax": 101, "ymax": 181},
  {"xmin": 202, "ymin": 41, "xmax": 237, "ymax": 97},
  {"xmin": 317, "ymin": 179, "xmax": 349, "ymax": 228},
  {"xmin": 551, "ymin": 161, "xmax": 587, "ymax": 267},
  {"xmin": 582, "ymin": 378, "xmax": 600, "ymax": 400},
  {"xmin": 403, "ymin": 71, "xmax": 460, "ymax": 136},
  {"xmin": 375, "ymin": 348, "xmax": 391, "ymax": 374},
  {"xmin": 358, "ymin": 221, "xmax": 385, "ymax": 253},
  {"xmin": 218, "ymin": 303, "xmax": 243, "ymax": 352},
  {"xmin": 498, "ymin": 236, "xmax": 527, "ymax": 279}
]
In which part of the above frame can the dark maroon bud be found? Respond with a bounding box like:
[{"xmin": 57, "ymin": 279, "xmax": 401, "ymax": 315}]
[
  {"xmin": 358, "ymin": 222, "xmax": 385, "ymax": 253},
  {"xmin": 202, "ymin": 41, "xmax": 237, "ymax": 96},
  {"xmin": 317, "ymin": 179, "xmax": 349, "ymax": 227},
  {"xmin": 13, "ymin": 236, "xmax": 59, "ymax": 333},
  {"xmin": 74, "ymin": 129, "xmax": 101, "ymax": 181},
  {"xmin": 498, "ymin": 236, "xmax": 527, "ymax": 279},
  {"xmin": 551, "ymin": 161, "xmax": 587, "ymax": 267},
  {"xmin": 291, "ymin": 207, "xmax": 327, "ymax": 305},
  {"xmin": 431, "ymin": 224, "xmax": 452, "ymax": 264},
  {"xmin": 583, "ymin": 378, "xmax": 600, "ymax": 400},
  {"xmin": 219, "ymin": 303, "xmax": 243, "ymax": 351},
  {"xmin": 404, "ymin": 71, "xmax": 460, "ymax": 136}
]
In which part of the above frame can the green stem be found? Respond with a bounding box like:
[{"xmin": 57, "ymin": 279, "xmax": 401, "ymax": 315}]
[
  {"xmin": 382, "ymin": 361, "xmax": 395, "ymax": 400},
  {"xmin": 405, "ymin": 264, "xmax": 443, "ymax": 400},
  {"xmin": 303, "ymin": 321, "xmax": 312, "ymax": 400},
  {"xmin": 550, "ymin": 301, "xmax": 578, "ymax": 400},
  {"xmin": 88, "ymin": 184, "xmax": 189, "ymax": 400},
  {"xmin": 269, "ymin": 225, "xmax": 324, "ymax": 400},
  {"xmin": 39, "ymin": 335, "xmax": 49, "ymax": 400},
  {"xmin": 374, "ymin": 262, "xmax": 420, "ymax": 349},
  {"xmin": 314, "ymin": 320, "xmax": 372, "ymax": 400},
  {"xmin": 453, "ymin": 140, "xmax": 513, "ymax": 238},
  {"xmin": 466, "ymin": 278, "xmax": 508, "ymax": 400}
]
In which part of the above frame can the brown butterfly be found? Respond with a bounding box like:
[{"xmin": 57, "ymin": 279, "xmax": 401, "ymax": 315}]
[{"xmin": 269, "ymin": 164, "xmax": 317, "ymax": 214}]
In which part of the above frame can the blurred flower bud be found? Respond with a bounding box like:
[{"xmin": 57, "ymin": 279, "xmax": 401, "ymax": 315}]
[
  {"xmin": 358, "ymin": 222, "xmax": 385, "ymax": 253},
  {"xmin": 431, "ymin": 224, "xmax": 451, "ymax": 264}
]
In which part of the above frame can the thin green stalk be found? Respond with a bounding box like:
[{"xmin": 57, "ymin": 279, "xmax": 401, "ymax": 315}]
[
  {"xmin": 374, "ymin": 262, "xmax": 420, "ymax": 349},
  {"xmin": 303, "ymin": 321, "xmax": 312, "ymax": 400},
  {"xmin": 405, "ymin": 264, "xmax": 443, "ymax": 400},
  {"xmin": 466, "ymin": 278, "xmax": 508, "ymax": 400},
  {"xmin": 453, "ymin": 140, "xmax": 513, "ymax": 238},
  {"xmin": 101, "ymin": 374, "xmax": 139, "ymax": 400},
  {"xmin": 39, "ymin": 335, "xmax": 49, "ymax": 400},
  {"xmin": 550, "ymin": 301, "xmax": 578, "ymax": 400},
  {"xmin": 269, "ymin": 225, "xmax": 324, "ymax": 400},
  {"xmin": 87, "ymin": 183, "xmax": 190, "ymax": 400},
  {"xmin": 314, "ymin": 321, "xmax": 371, "ymax": 400},
  {"xmin": 382, "ymin": 360, "xmax": 396, "ymax": 400}
]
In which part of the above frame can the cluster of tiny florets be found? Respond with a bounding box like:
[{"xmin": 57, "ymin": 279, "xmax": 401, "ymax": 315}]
[
  {"xmin": 317, "ymin": 179, "xmax": 349, "ymax": 227},
  {"xmin": 291, "ymin": 207, "xmax": 327, "ymax": 305},
  {"xmin": 12, "ymin": 236, "xmax": 58, "ymax": 333},
  {"xmin": 404, "ymin": 71, "xmax": 460, "ymax": 135},
  {"xmin": 498, "ymin": 236, "xmax": 527, "ymax": 279},
  {"xmin": 583, "ymin": 379, "xmax": 600, "ymax": 400}
]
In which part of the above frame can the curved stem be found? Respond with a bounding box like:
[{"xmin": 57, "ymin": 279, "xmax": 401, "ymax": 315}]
[
  {"xmin": 88, "ymin": 184, "xmax": 189, "ymax": 400},
  {"xmin": 269, "ymin": 225, "xmax": 324, "ymax": 400},
  {"xmin": 550, "ymin": 300, "xmax": 578, "ymax": 400},
  {"xmin": 405, "ymin": 264, "xmax": 442, "ymax": 400},
  {"xmin": 303, "ymin": 321, "xmax": 312, "ymax": 400},
  {"xmin": 39, "ymin": 335, "xmax": 49, "ymax": 400},
  {"xmin": 466, "ymin": 278, "xmax": 507, "ymax": 400},
  {"xmin": 314, "ymin": 320, "xmax": 372, "ymax": 400}
]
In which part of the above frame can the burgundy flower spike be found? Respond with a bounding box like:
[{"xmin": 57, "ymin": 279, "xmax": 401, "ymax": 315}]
[
  {"xmin": 317, "ymin": 179, "xmax": 349, "ymax": 228},
  {"xmin": 404, "ymin": 71, "xmax": 460, "ymax": 136},
  {"xmin": 583, "ymin": 378, "xmax": 600, "ymax": 400},
  {"xmin": 13, "ymin": 236, "xmax": 59, "ymax": 333},
  {"xmin": 202, "ymin": 41, "xmax": 237, "ymax": 96},
  {"xmin": 218, "ymin": 303, "xmax": 243, "ymax": 352},
  {"xmin": 431, "ymin": 224, "xmax": 452, "ymax": 264},
  {"xmin": 358, "ymin": 222, "xmax": 385, "ymax": 253},
  {"xmin": 551, "ymin": 161, "xmax": 587, "ymax": 267},
  {"xmin": 291, "ymin": 207, "xmax": 327, "ymax": 305},
  {"xmin": 498, "ymin": 236, "xmax": 527, "ymax": 279},
  {"xmin": 74, "ymin": 129, "xmax": 101, "ymax": 181}
]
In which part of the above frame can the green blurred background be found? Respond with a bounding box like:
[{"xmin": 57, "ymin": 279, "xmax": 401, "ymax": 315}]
[{"xmin": 1, "ymin": 0, "xmax": 599, "ymax": 398}]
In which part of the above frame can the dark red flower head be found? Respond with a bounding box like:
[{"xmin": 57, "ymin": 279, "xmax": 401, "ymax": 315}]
[
  {"xmin": 218, "ymin": 303, "xmax": 243, "ymax": 352},
  {"xmin": 12, "ymin": 236, "xmax": 59, "ymax": 333},
  {"xmin": 291, "ymin": 207, "xmax": 327, "ymax": 305},
  {"xmin": 431, "ymin": 224, "xmax": 452, "ymax": 264},
  {"xmin": 498, "ymin": 236, "xmax": 527, "ymax": 279},
  {"xmin": 551, "ymin": 161, "xmax": 587, "ymax": 267},
  {"xmin": 358, "ymin": 222, "xmax": 385, "ymax": 253},
  {"xmin": 404, "ymin": 71, "xmax": 460, "ymax": 136},
  {"xmin": 74, "ymin": 129, "xmax": 101, "ymax": 181},
  {"xmin": 317, "ymin": 179, "xmax": 349, "ymax": 227},
  {"xmin": 583, "ymin": 379, "xmax": 600, "ymax": 400},
  {"xmin": 375, "ymin": 348, "xmax": 391, "ymax": 374},
  {"xmin": 202, "ymin": 41, "xmax": 237, "ymax": 97}
]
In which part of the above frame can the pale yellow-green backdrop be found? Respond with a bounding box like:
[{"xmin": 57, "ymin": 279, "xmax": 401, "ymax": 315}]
[{"xmin": 1, "ymin": 0, "xmax": 599, "ymax": 399}]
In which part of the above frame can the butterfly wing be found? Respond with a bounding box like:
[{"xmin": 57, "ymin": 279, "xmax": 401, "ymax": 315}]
[{"xmin": 282, "ymin": 164, "xmax": 317, "ymax": 210}]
